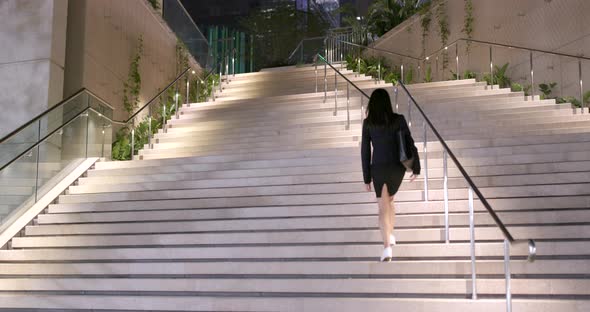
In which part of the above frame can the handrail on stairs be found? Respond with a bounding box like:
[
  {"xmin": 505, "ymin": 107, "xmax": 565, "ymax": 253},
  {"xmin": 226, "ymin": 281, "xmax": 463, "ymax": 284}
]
[
  {"xmin": 337, "ymin": 37, "xmax": 590, "ymax": 113},
  {"xmin": 315, "ymin": 51, "xmax": 535, "ymax": 312}
]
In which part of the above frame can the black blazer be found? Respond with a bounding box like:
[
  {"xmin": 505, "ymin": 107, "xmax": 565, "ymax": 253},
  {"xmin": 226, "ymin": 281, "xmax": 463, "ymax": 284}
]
[{"xmin": 361, "ymin": 114, "xmax": 421, "ymax": 184}]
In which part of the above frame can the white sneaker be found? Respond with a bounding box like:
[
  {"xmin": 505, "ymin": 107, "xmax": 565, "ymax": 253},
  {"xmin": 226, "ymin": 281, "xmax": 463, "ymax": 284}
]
[
  {"xmin": 390, "ymin": 234, "xmax": 397, "ymax": 246},
  {"xmin": 380, "ymin": 247, "xmax": 393, "ymax": 262}
]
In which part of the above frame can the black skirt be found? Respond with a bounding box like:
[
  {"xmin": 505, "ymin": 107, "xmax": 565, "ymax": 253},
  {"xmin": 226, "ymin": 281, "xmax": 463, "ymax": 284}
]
[{"xmin": 371, "ymin": 163, "xmax": 406, "ymax": 198}]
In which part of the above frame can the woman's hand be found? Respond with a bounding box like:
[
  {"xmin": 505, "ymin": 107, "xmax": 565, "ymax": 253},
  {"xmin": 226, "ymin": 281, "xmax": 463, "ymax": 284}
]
[
  {"xmin": 409, "ymin": 174, "xmax": 418, "ymax": 183},
  {"xmin": 365, "ymin": 183, "xmax": 372, "ymax": 192}
]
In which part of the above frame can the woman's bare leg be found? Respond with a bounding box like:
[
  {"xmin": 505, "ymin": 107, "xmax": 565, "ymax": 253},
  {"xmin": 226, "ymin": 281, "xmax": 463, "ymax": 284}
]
[
  {"xmin": 378, "ymin": 185, "xmax": 392, "ymax": 247},
  {"xmin": 390, "ymin": 195, "xmax": 396, "ymax": 235}
]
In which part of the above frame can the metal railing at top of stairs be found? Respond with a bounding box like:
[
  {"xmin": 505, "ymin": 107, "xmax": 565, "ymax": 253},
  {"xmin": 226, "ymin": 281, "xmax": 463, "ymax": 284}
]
[
  {"xmin": 333, "ymin": 37, "xmax": 590, "ymax": 114},
  {"xmin": 314, "ymin": 52, "xmax": 536, "ymax": 312}
]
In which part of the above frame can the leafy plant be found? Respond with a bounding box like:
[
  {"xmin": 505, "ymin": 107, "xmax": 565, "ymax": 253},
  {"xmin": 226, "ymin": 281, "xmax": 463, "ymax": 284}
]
[
  {"xmin": 122, "ymin": 35, "xmax": 144, "ymax": 114},
  {"xmin": 424, "ymin": 65, "xmax": 432, "ymax": 83},
  {"xmin": 436, "ymin": 1, "xmax": 450, "ymax": 69},
  {"xmin": 111, "ymin": 128, "xmax": 132, "ymax": 160},
  {"xmin": 463, "ymin": 0, "xmax": 474, "ymax": 53},
  {"xmin": 538, "ymin": 82, "xmax": 557, "ymax": 100},
  {"xmin": 419, "ymin": 4, "xmax": 432, "ymax": 59},
  {"xmin": 464, "ymin": 70, "xmax": 477, "ymax": 79},
  {"xmin": 405, "ymin": 65, "xmax": 414, "ymax": 84},
  {"xmin": 451, "ymin": 69, "xmax": 478, "ymax": 80},
  {"xmin": 510, "ymin": 82, "xmax": 532, "ymax": 96},
  {"xmin": 482, "ymin": 63, "xmax": 511, "ymax": 88},
  {"xmin": 557, "ymin": 96, "xmax": 581, "ymax": 107},
  {"xmin": 147, "ymin": 0, "xmax": 160, "ymax": 11},
  {"xmin": 345, "ymin": 54, "xmax": 356, "ymax": 71},
  {"xmin": 367, "ymin": 0, "xmax": 426, "ymax": 38},
  {"xmin": 384, "ymin": 71, "xmax": 401, "ymax": 84}
]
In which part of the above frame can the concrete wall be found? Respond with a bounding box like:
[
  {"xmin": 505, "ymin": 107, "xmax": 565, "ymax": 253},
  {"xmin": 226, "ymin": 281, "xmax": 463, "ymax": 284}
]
[
  {"xmin": 64, "ymin": 0, "xmax": 201, "ymax": 122},
  {"xmin": 0, "ymin": 0, "xmax": 68, "ymax": 138},
  {"xmin": 371, "ymin": 0, "xmax": 590, "ymax": 99}
]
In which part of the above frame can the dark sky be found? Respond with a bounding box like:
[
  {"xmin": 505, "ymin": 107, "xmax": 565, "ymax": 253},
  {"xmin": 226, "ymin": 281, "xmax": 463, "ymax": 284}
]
[
  {"xmin": 180, "ymin": 0, "xmax": 374, "ymax": 30},
  {"xmin": 180, "ymin": 0, "xmax": 262, "ymax": 30}
]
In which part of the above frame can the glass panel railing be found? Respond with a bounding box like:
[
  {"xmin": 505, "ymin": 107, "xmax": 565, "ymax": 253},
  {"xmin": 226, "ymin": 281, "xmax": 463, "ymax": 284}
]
[
  {"xmin": 0, "ymin": 90, "xmax": 113, "ymax": 232},
  {"xmin": 162, "ymin": 0, "xmax": 209, "ymax": 68},
  {"xmin": 0, "ymin": 92, "xmax": 90, "ymax": 170}
]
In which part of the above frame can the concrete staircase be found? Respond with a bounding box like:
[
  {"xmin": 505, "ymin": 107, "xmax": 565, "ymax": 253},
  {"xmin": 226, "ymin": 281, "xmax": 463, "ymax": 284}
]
[{"xmin": 0, "ymin": 64, "xmax": 589, "ymax": 311}]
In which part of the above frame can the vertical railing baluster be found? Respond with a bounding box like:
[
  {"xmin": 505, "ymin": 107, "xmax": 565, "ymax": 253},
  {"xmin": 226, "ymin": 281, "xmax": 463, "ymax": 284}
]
[
  {"xmin": 530, "ymin": 51, "xmax": 535, "ymax": 99},
  {"xmin": 131, "ymin": 128, "xmax": 135, "ymax": 160},
  {"xmin": 579, "ymin": 59, "xmax": 584, "ymax": 114},
  {"xmin": 423, "ymin": 121, "xmax": 428, "ymax": 202},
  {"xmin": 456, "ymin": 44, "xmax": 459, "ymax": 80},
  {"xmin": 469, "ymin": 187, "xmax": 478, "ymax": 300},
  {"xmin": 443, "ymin": 150, "xmax": 450, "ymax": 244},
  {"xmin": 489, "ymin": 45, "xmax": 494, "ymax": 89},
  {"xmin": 346, "ymin": 83, "xmax": 350, "ymax": 130},
  {"xmin": 504, "ymin": 239, "xmax": 512, "ymax": 312},
  {"xmin": 334, "ymin": 72, "xmax": 338, "ymax": 116},
  {"xmin": 324, "ymin": 61, "xmax": 327, "ymax": 103}
]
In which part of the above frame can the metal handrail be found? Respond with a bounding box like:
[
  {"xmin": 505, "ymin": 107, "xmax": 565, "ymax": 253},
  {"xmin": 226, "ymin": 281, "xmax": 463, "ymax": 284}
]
[
  {"xmin": 318, "ymin": 51, "xmax": 517, "ymax": 242},
  {"xmin": 341, "ymin": 40, "xmax": 422, "ymax": 61},
  {"xmin": 0, "ymin": 93, "xmax": 114, "ymax": 172},
  {"xmin": 424, "ymin": 37, "xmax": 590, "ymax": 63},
  {"xmin": 0, "ymin": 88, "xmax": 112, "ymax": 144},
  {"xmin": 287, "ymin": 36, "xmax": 327, "ymax": 62},
  {"xmin": 317, "ymin": 46, "xmax": 536, "ymax": 310}
]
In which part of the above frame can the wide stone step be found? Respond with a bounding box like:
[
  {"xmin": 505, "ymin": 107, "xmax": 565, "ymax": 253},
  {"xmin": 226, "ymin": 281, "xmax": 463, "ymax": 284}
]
[
  {"xmin": 0, "ymin": 295, "xmax": 585, "ymax": 312},
  {"xmin": 0, "ymin": 277, "xmax": 587, "ymax": 296},
  {"xmin": 1, "ymin": 260, "xmax": 585, "ymax": 276},
  {"xmin": 1, "ymin": 241, "xmax": 585, "ymax": 261}
]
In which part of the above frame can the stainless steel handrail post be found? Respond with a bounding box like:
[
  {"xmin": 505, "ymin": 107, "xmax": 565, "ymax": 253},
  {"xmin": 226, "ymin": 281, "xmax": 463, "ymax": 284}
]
[
  {"xmin": 219, "ymin": 64, "xmax": 222, "ymax": 93},
  {"xmin": 530, "ymin": 51, "xmax": 534, "ymax": 99},
  {"xmin": 489, "ymin": 45, "xmax": 494, "ymax": 89},
  {"xmin": 174, "ymin": 87, "xmax": 179, "ymax": 119},
  {"xmin": 196, "ymin": 80, "xmax": 200, "ymax": 103},
  {"xmin": 504, "ymin": 239, "xmax": 512, "ymax": 312},
  {"xmin": 334, "ymin": 72, "xmax": 338, "ymax": 116},
  {"xmin": 579, "ymin": 59, "xmax": 584, "ymax": 114},
  {"xmin": 360, "ymin": 96, "xmax": 364, "ymax": 122},
  {"xmin": 394, "ymin": 87, "xmax": 399, "ymax": 112},
  {"xmin": 469, "ymin": 187, "xmax": 477, "ymax": 300},
  {"xmin": 212, "ymin": 79, "xmax": 216, "ymax": 102},
  {"xmin": 401, "ymin": 64, "xmax": 405, "ymax": 84},
  {"xmin": 324, "ymin": 61, "xmax": 327, "ymax": 102},
  {"xmin": 443, "ymin": 150, "xmax": 450, "ymax": 244},
  {"xmin": 147, "ymin": 108, "xmax": 152, "ymax": 147},
  {"xmin": 408, "ymin": 97, "xmax": 412, "ymax": 127},
  {"xmin": 131, "ymin": 128, "xmax": 135, "ymax": 159},
  {"xmin": 357, "ymin": 58, "xmax": 361, "ymax": 77},
  {"xmin": 162, "ymin": 96, "xmax": 167, "ymax": 133},
  {"xmin": 186, "ymin": 74, "xmax": 190, "ymax": 105},
  {"xmin": 423, "ymin": 121, "xmax": 428, "ymax": 202},
  {"xmin": 456, "ymin": 44, "xmax": 459, "ymax": 80},
  {"xmin": 346, "ymin": 83, "xmax": 350, "ymax": 130},
  {"xmin": 315, "ymin": 58, "xmax": 318, "ymax": 93},
  {"xmin": 226, "ymin": 54, "xmax": 230, "ymax": 85},
  {"xmin": 377, "ymin": 60, "xmax": 381, "ymax": 84}
]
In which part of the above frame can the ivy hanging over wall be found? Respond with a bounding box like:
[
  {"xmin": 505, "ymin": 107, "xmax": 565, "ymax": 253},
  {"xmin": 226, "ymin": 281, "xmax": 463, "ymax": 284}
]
[
  {"xmin": 436, "ymin": 1, "xmax": 450, "ymax": 69},
  {"xmin": 122, "ymin": 35, "xmax": 144, "ymax": 115},
  {"xmin": 419, "ymin": 4, "xmax": 432, "ymax": 59},
  {"xmin": 175, "ymin": 39, "xmax": 189, "ymax": 76},
  {"xmin": 463, "ymin": 0, "xmax": 474, "ymax": 53}
]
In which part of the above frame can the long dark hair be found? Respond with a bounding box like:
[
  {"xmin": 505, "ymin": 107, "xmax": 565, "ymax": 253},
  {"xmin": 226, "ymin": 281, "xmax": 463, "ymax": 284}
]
[{"xmin": 365, "ymin": 88, "xmax": 395, "ymax": 127}]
